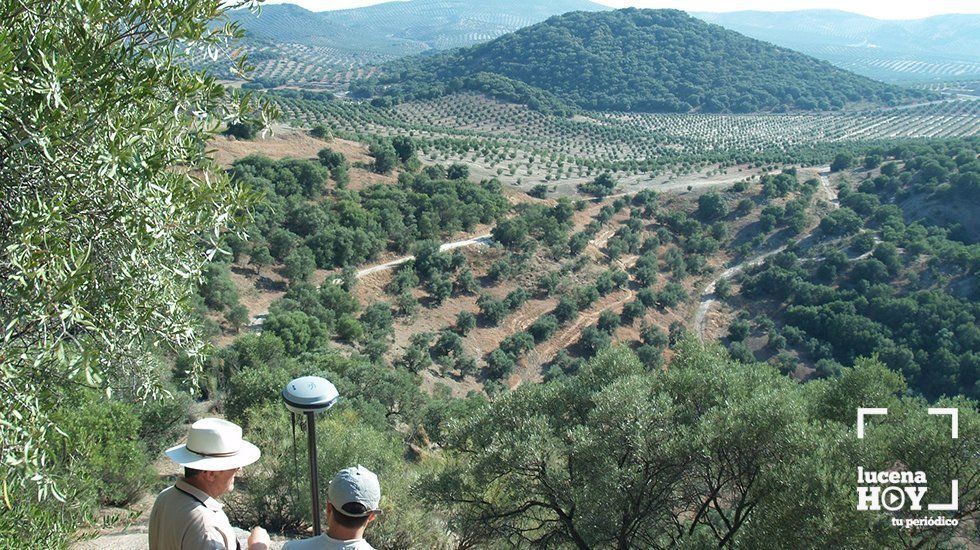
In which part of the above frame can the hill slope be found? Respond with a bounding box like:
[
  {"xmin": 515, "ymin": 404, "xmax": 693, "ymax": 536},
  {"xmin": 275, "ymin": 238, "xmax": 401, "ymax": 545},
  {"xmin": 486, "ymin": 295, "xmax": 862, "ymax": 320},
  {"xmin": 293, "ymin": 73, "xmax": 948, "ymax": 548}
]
[
  {"xmin": 229, "ymin": 0, "xmax": 606, "ymax": 55},
  {"xmin": 694, "ymin": 10, "xmax": 980, "ymax": 83},
  {"xmin": 367, "ymin": 8, "xmax": 932, "ymax": 114}
]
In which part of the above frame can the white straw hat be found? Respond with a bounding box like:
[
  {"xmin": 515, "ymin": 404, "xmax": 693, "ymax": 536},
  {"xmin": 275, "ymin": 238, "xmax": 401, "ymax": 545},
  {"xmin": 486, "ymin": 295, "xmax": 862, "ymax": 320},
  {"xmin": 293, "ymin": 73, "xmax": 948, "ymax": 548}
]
[{"xmin": 165, "ymin": 418, "xmax": 261, "ymax": 471}]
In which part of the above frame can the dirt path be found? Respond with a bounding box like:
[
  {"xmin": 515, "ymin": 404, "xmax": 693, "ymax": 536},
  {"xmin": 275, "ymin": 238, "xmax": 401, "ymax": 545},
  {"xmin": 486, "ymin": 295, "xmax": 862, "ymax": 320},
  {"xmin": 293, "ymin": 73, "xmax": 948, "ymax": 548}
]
[
  {"xmin": 73, "ymin": 527, "xmax": 287, "ymax": 550},
  {"xmin": 692, "ymin": 168, "xmax": 836, "ymax": 341},
  {"xmin": 354, "ymin": 166, "xmax": 750, "ymax": 280},
  {"xmin": 355, "ymin": 234, "xmax": 493, "ymax": 279},
  {"xmin": 692, "ymin": 248, "xmax": 786, "ymax": 341}
]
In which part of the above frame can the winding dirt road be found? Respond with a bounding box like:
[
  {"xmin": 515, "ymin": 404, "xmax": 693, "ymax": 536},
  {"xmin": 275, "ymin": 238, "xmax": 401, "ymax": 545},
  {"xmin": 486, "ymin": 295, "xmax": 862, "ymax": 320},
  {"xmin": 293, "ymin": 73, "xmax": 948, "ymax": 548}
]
[{"xmin": 692, "ymin": 168, "xmax": 836, "ymax": 340}]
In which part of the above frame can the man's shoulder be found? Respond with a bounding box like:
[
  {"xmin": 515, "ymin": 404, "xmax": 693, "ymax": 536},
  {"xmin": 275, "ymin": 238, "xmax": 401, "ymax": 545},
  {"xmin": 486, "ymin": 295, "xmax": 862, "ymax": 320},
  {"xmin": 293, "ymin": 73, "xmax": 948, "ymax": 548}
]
[
  {"xmin": 150, "ymin": 484, "xmax": 212, "ymax": 530},
  {"xmin": 283, "ymin": 535, "xmax": 374, "ymax": 550},
  {"xmin": 155, "ymin": 484, "xmax": 178, "ymax": 498},
  {"xmin": 150, "ymin": 485, "xmax": 180, "ymax": 513},
  {"xmin": 152, "ymin": 485, "xmax": 197, "ymax": 511}
]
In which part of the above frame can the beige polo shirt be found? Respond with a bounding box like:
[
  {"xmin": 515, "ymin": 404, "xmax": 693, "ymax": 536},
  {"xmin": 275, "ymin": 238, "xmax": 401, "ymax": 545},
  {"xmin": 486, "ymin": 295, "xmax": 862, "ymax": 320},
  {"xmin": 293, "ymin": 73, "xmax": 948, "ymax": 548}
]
[{"xmin": 148, "ymin": 478, "xmax": 240, "ymax": 550}]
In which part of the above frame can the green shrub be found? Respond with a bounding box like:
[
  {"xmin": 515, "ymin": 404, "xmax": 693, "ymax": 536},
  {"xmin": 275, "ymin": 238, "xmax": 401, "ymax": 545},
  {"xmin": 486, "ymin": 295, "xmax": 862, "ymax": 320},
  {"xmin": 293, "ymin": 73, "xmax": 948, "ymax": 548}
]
[
  {"xmin": 486, "ymin": 349, "xmax": 516, "ymax": 379},
  {"xmin": 199, "ymin": 262, "xmax": 240, "ymax": 311},
  {"xmin": 309, "ymin": 124, "xmax": 331, "ymax": 139},
  {"xmin": 455, "ymin": 311, "xmax": 477, "ymax": 336},
  {"xmin": 223, "ymin": 120, "xmax": 257, "ymax": 139},
  {"xmin": 728, "ymin": 319, "xmax": 751, "ymax": 342},
  {"xmin": 225, "ymin": 364, "xmax": 297, "ymax": 426},
  {"xmin": 0, "ymin": 489, "xmax": 91, "ymax": 549},
  {"xmin": 53, "ymin": 393, "xmax": 155, "ymax": 507},
  {"xmin": 728, "ymin": 341, "xmax": 755, "ymax": 364}
]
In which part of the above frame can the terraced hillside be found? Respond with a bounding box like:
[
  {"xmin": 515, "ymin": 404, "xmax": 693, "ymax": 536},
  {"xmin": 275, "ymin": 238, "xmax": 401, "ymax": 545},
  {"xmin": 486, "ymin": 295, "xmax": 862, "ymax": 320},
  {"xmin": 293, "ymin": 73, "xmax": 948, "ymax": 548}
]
[
  {"xmin": 269, "ymin": 91, "xmax": 980, "ymax": 193},
  {"xmin": 205, "ymin": 0, "xmax": 605, "ymax": 86}
]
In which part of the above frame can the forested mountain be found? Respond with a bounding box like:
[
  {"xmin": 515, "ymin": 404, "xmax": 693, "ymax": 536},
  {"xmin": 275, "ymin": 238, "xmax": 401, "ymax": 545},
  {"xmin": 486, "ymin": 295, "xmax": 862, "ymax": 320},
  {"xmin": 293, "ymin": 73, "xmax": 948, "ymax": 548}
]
[
  {"xmin": 363, "ymin": 9, "xmax": 932, "ymax": 114},
  {"xmin": 228, "ymin": 0, "xmax": 606, "ymax": 55},
  {"xmin": 694, "ymin": 10, "xmax": 980, "ymax": 83}
]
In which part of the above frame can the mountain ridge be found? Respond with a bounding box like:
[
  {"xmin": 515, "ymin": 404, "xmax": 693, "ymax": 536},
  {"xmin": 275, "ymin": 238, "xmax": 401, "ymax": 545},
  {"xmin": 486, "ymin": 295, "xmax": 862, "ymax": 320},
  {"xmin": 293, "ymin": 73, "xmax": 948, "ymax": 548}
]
[
  {"xmin": 224, "ymin": 3, "xmax": 978, "ymax": 85},
  {"xmin": 229, "ymin": 0, "xmax": 607, "ymax": 54},
  {"xmin": 693, "ymin": 9, "xmax": 980, "ymax": 82}
]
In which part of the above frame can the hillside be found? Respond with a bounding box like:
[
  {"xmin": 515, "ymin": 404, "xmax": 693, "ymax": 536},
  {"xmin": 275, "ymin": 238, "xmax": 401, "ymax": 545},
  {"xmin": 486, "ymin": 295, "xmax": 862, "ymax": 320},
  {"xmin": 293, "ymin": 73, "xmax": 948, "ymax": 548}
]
[
  {"xmin": 365, "ymin": 8, "xmax": 933, "ymax": 114},
  {"xmin": 228, "ymin": 0, "xmax": 606, "ymax": 55},
  {"xmin": 694, "ymin": 10, "xmax": 980, "ymax": 83},
  {"xmin": 724, "ymin": 139, "xmax": 980, "ymax": 400},
  {"xmin": 213, "ymin": 0, "xmax": 606, "ymax": 87}
]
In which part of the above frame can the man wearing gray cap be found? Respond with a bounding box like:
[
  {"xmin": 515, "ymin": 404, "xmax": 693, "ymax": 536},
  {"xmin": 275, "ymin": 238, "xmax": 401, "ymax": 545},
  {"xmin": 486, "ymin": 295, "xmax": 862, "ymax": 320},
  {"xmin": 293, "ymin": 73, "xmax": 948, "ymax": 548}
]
[{"xmin": 284, "ymin": 465, "xmax": 382, "ymax": 550}]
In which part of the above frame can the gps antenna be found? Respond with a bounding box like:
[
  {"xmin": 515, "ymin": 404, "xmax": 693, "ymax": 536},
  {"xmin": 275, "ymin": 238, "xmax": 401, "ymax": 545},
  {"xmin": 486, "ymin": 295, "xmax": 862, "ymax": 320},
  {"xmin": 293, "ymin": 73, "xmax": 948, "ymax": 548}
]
[{"xmin": 282, "ymin": 376, "xmax": 339, "ymax": 536}]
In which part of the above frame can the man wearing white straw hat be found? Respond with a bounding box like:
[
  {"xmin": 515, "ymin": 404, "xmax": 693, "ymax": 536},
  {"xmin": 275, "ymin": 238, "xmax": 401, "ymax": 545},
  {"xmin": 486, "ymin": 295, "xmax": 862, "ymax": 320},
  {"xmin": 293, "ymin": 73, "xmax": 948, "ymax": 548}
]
[{"xmin": 149, "ymin": 418, "xmax": 271, "ymax": 550}]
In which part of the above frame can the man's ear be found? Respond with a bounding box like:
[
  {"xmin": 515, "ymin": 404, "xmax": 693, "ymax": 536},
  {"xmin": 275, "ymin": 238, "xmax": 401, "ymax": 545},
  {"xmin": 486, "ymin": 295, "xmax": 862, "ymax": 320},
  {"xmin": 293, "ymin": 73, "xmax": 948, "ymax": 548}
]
[{"xmin": 367, "ymin": 511, "xmax": 377, "ymax": 524}]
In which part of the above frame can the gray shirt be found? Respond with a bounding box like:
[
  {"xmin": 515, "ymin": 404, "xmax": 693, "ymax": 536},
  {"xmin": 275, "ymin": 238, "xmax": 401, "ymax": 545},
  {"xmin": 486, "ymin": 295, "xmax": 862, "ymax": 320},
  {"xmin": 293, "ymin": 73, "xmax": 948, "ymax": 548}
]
[
  {"xmin": 283, "ymin": 534, "xmax": 374, "ymax": 550},
  {"xmin": 148, "ymin": 479, "xmax": 240, "ymax": 550}
]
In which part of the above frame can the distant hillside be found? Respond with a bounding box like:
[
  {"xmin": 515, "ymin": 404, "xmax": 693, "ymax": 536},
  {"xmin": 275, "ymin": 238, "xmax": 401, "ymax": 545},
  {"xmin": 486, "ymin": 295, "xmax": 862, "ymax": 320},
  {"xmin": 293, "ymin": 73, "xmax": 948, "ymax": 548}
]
[
  {"xmin": 694, "ymin": 10, "xmax": 980, "ymax": 83},
  {"xmin": 229, "ymin": 0, "xmax": 606, "ymax": 55},
  {"xmin": 364, "ymin": 9, "xmax": 932, "ymax": 114}
]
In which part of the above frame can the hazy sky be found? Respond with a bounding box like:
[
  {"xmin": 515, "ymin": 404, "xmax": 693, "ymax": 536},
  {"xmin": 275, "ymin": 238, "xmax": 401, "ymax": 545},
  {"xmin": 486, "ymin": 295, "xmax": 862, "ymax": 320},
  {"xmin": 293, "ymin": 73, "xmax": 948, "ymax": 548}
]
[{"xmin": 263, "ymin": 0, "xmax": 980, "ymax": 20}]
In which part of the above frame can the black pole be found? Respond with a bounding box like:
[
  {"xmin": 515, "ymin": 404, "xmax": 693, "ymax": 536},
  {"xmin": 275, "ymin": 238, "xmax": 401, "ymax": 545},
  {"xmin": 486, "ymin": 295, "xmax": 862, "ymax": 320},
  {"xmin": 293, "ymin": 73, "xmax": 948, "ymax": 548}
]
[{"xmin": 306, "ymin": 411, "xmax": 322, "ymax": 536}]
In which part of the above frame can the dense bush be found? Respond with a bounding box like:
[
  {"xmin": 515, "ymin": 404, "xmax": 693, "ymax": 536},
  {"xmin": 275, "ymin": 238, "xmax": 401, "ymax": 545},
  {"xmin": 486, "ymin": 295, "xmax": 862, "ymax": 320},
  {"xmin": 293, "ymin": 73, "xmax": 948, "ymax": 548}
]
[
  {"xmin": 232, "ymin": 156, "xmax": 509, "ymax": 270},
  {"xmin": 52, "ymin": 392, "xmax": 156, "ymax": 507},
  {"xmin": 370, "ymin": 140, "xmax": 398, "ymax": 174},
  {"xmin": 528, "ymin": 315, "xmax": 559, "ymax": 343},
  {"xmin": 199, "ymin": 262, "xmax": 241, "ymax": 311},
  {"xmin": 223, "ymin": 120, "xmax": 258, "ymax": 139},
  {"xmin": 697, "ymin": 191, "xmax": 727, "ymax": 220},
  {"xmin": 486, "ymin": 348, "xmax": 516, "ymax": 379},
  {"xmin": 476, "ymin": 294, "xmax": 507, "ymax": 325},
  {"xmin": 578, "ymin": 172, "xmax": 617, "ymax": 196}
]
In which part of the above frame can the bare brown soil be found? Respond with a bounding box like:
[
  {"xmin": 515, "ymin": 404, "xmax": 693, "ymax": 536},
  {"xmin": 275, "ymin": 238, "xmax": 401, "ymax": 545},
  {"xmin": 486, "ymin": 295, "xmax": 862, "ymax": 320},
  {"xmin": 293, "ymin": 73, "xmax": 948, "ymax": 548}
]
[{"xmin": 209, "ymin": 126, "xmax": 396, "ymax": 190}]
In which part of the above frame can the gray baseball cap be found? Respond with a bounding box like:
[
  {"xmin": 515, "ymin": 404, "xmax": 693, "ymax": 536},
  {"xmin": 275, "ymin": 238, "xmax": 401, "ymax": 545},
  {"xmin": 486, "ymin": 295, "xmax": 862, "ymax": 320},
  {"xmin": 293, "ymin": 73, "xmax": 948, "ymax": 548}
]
[{"xmin": 327, "ymin": 465, "xmax": 381, "ymax": 517}]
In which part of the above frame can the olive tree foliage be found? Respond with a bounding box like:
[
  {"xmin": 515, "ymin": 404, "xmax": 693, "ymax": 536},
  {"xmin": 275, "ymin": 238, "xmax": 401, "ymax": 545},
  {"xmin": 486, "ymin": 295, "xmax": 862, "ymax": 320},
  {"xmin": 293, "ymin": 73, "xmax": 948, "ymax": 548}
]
[
  {"xmin": 422, "ymin": 339, "xmax": 978, "ymax": 549},
  {"xmin": 0, "ymin": 0, "xmax": 276, "ymax": 496}
]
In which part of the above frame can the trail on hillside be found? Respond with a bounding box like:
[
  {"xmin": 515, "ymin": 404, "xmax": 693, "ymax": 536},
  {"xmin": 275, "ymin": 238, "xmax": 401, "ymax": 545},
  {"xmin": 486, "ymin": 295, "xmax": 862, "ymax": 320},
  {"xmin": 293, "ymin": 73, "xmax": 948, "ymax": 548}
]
[
  {"xmin": 245, "ymin": 168, "xmax": 805, "ymax": 332},
  {"xmin": 355, "ymin": 234, "xmax": 493, "ymax": 279},
  {"xmin": 358, "ymin": 169, "xmax": 759, "ymax": 279},
  {"xmin": 692, "ymin": 168, "xmax": 836, "ymax": 341}
]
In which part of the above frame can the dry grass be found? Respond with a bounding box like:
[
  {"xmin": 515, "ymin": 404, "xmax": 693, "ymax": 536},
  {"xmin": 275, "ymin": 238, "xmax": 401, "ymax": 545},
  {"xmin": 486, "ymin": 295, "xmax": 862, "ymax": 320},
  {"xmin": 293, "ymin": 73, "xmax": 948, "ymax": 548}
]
[{"xmin": 209, "ymin": 126, "xmax": 397, "ymax": 190}]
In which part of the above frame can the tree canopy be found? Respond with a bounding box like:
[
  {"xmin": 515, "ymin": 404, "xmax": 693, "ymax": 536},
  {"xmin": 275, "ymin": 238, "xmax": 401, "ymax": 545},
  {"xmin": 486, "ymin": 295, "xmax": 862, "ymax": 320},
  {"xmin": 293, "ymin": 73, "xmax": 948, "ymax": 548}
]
[
  {"xmin": 422, "ymin": 340, "xmax": 977, "ymax": 548},
  {"xmin": 0, "ymin": 0, "xmax": 275, "ymax": 500}
]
